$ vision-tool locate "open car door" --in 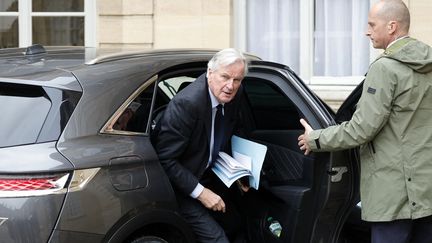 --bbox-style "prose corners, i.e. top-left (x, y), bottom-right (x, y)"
top-left (235, 60), bottom-right (360, 242)
top-left (152, 59), bottom-right (362, 243)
